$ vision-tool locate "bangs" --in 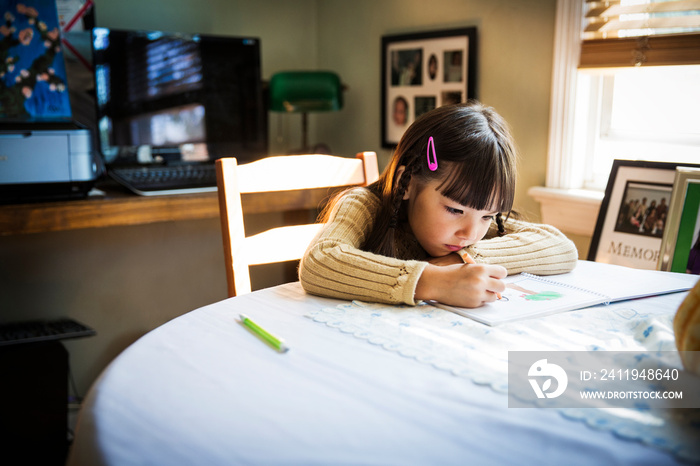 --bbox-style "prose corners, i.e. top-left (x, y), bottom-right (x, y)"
top-left (436, 154), bottom-right (515, 213)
